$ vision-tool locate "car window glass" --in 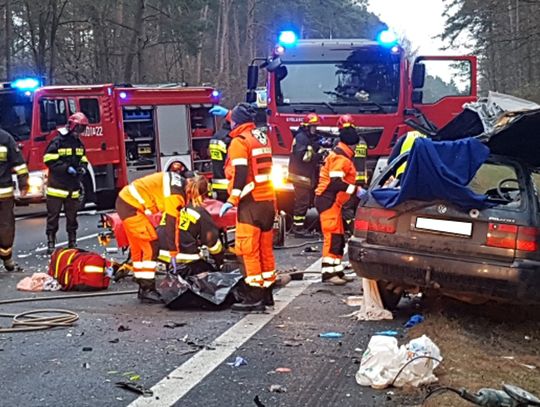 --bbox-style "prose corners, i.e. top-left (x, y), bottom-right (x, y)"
top-left (79, 98), bottom-right (100, 124)
top-left (468, 163), bottom-right (517, 194)
top-left (530, 171), bottom-right (540, 200)
top-left (39, 98), bottom-right (67, 132)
